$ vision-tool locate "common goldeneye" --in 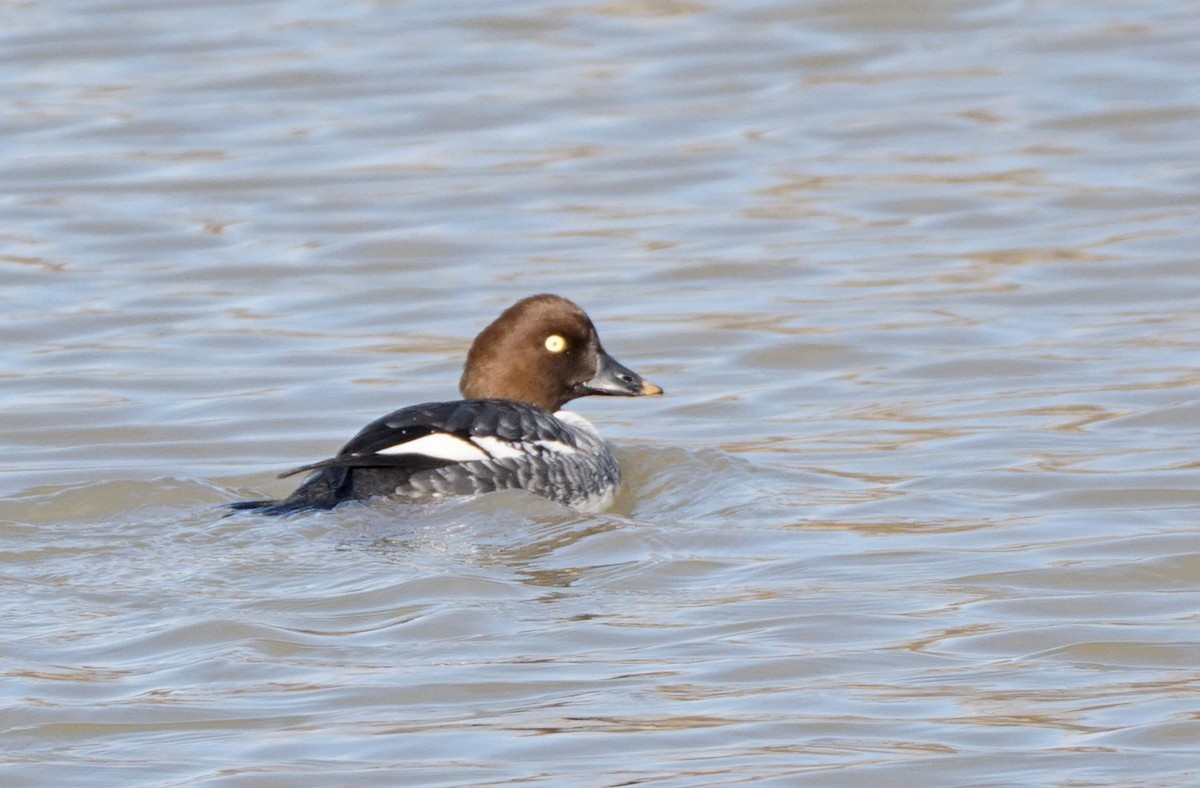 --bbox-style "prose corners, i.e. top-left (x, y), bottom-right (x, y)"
top-left (232, 294), bottom-right (662, 514)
